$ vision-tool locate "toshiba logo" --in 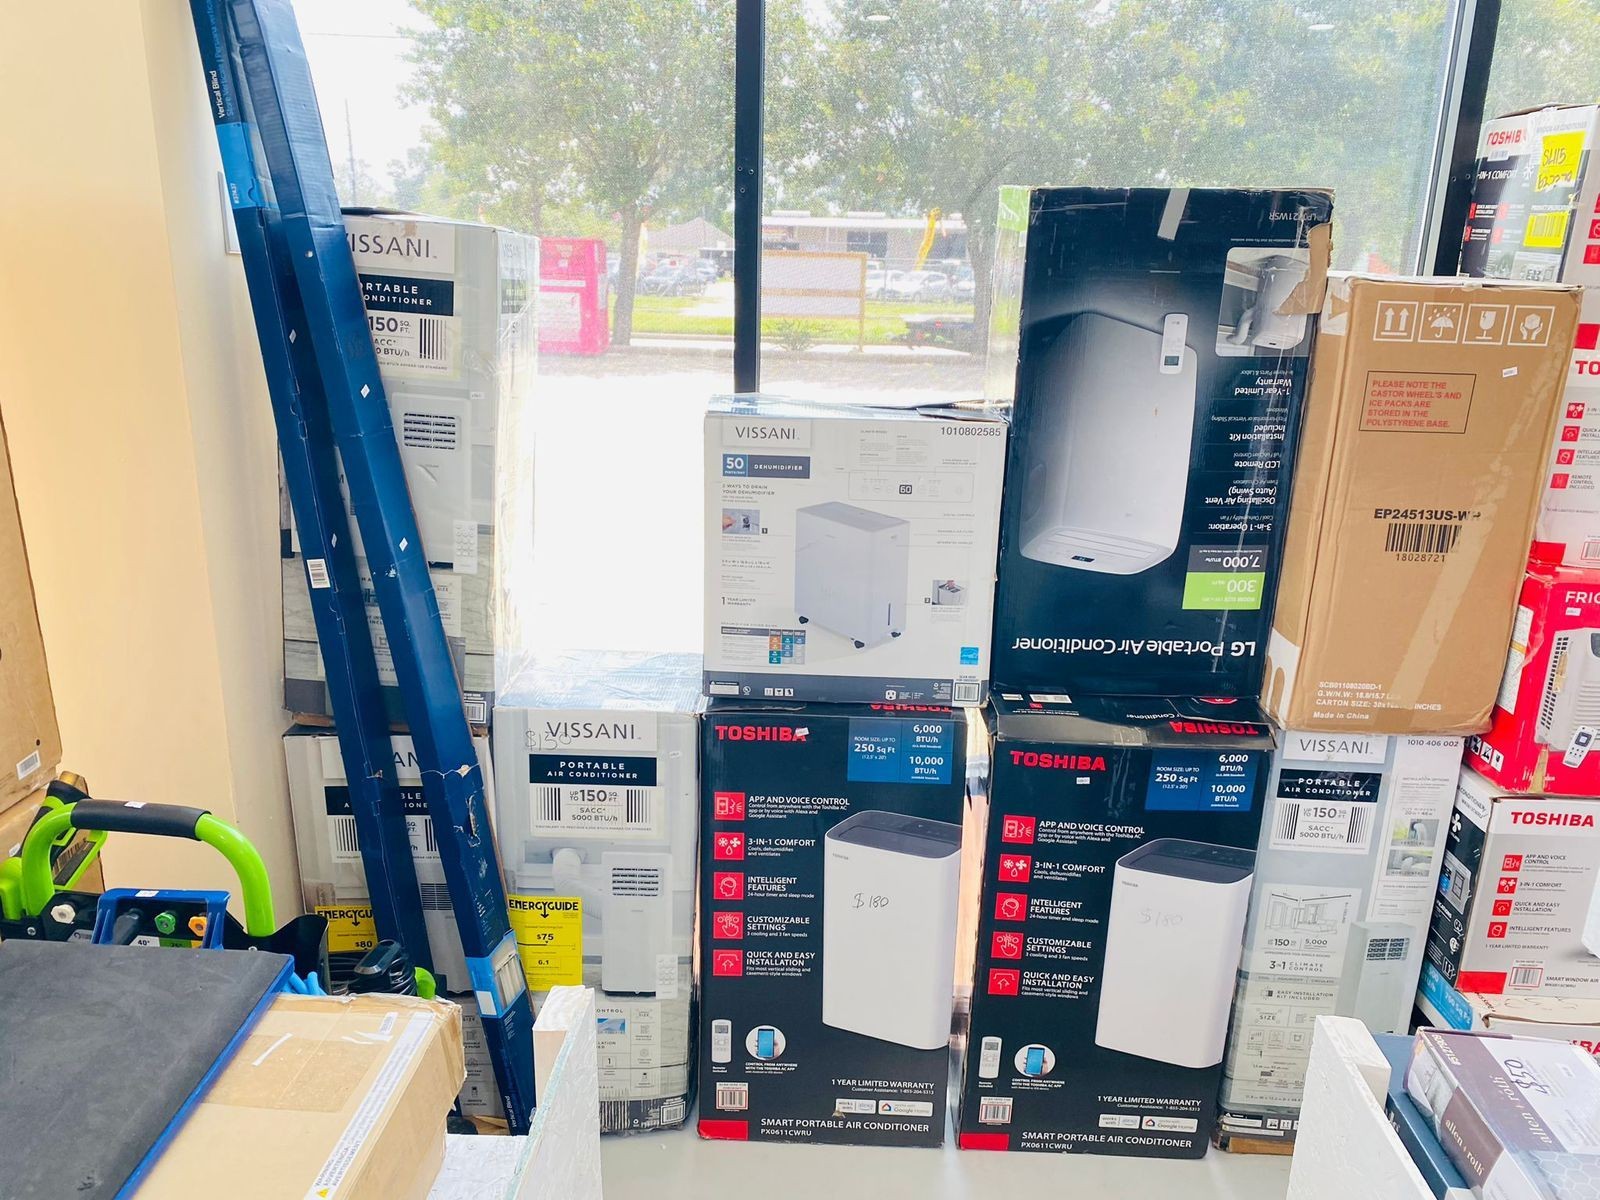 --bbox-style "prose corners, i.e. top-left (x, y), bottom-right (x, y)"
top-left (1510, 811), bottom-right (1595, 827)
top-left (1167, 721), bottom-right (1262, 736)
top-left (1486, 128), bottom-right (1525, 147)
top-left (1010, 750), bottom-right (1106, 770)
top-left (714, 724), bottom-right (809, 742)
top-left (868, 703), bottom-right (952, 713)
